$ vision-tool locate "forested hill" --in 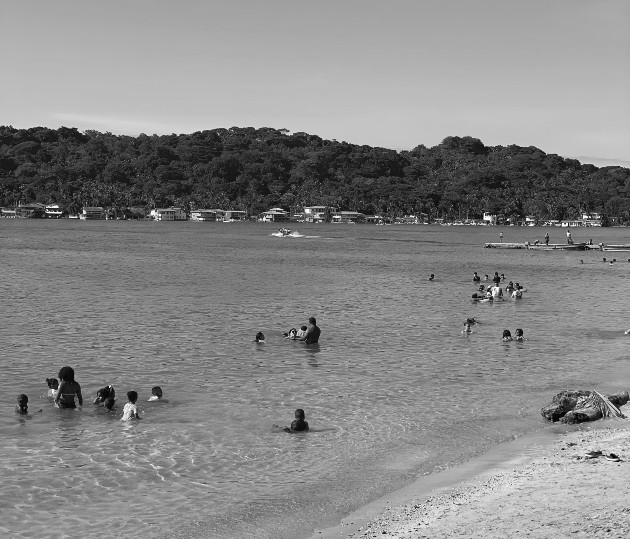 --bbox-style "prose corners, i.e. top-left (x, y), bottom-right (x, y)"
top-left (1, 125), bottom-right (629, 223)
